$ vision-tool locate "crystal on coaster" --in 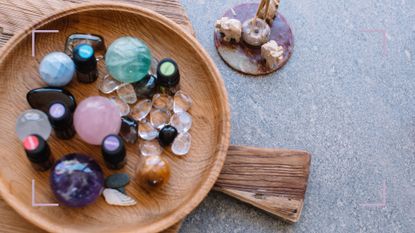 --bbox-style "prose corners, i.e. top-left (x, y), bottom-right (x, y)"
top-left (138, 120), bottom-right (159, 140)
top-left (139, 140), bottom-right (163, 157)
top-left (97, 74), bottom-right (123, 94)
top-left (150, 109), bottom-right (171, 129)
top-left (117, 83), bottom-right (137, 104)
top-left (110, 97), bottom-right (130, 116)
top-left (172, 132), bottom-right (191, 156)
top-left (152, 93), bottom-right (173, 110)
top-left (131, 99), bottom-right (152, 121)
top-left (173, 90), bottom-right (192, 113)
top-left (170, 112), bottom-right (192, 133)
